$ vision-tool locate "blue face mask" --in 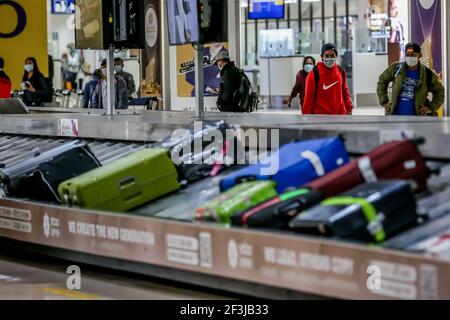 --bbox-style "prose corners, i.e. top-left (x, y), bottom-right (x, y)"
top-left (304, 64), bottom-right (314, 73)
